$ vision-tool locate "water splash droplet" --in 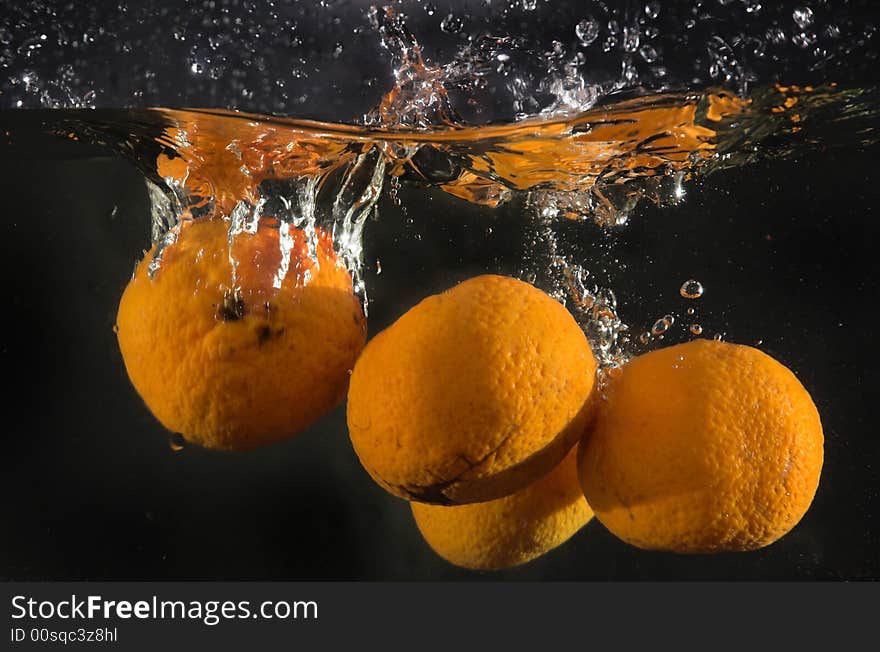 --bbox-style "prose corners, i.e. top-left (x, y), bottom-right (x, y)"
top-left (766, 27), bottom-right (787, 44)
top-left (792, 31), bottom-right (817, 49)
top-left (689, 324), bottom-right (703, 335)
top-left (623, 25), bottom-right (640, 53)
top-left (575, 17), bottom-right (599, 46)
top-left (639, 44), bottom-right (658, 63)
top-left (651, 316), bottom-right (672, 336)
top-left (680, 279), bottom-right (704, 299)
top-left (168, 433), bottom-right (185, 452)
top-left (440, 14), bottom-right (463, 34)
top-left (793, 7), bottom-right (814, 30)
